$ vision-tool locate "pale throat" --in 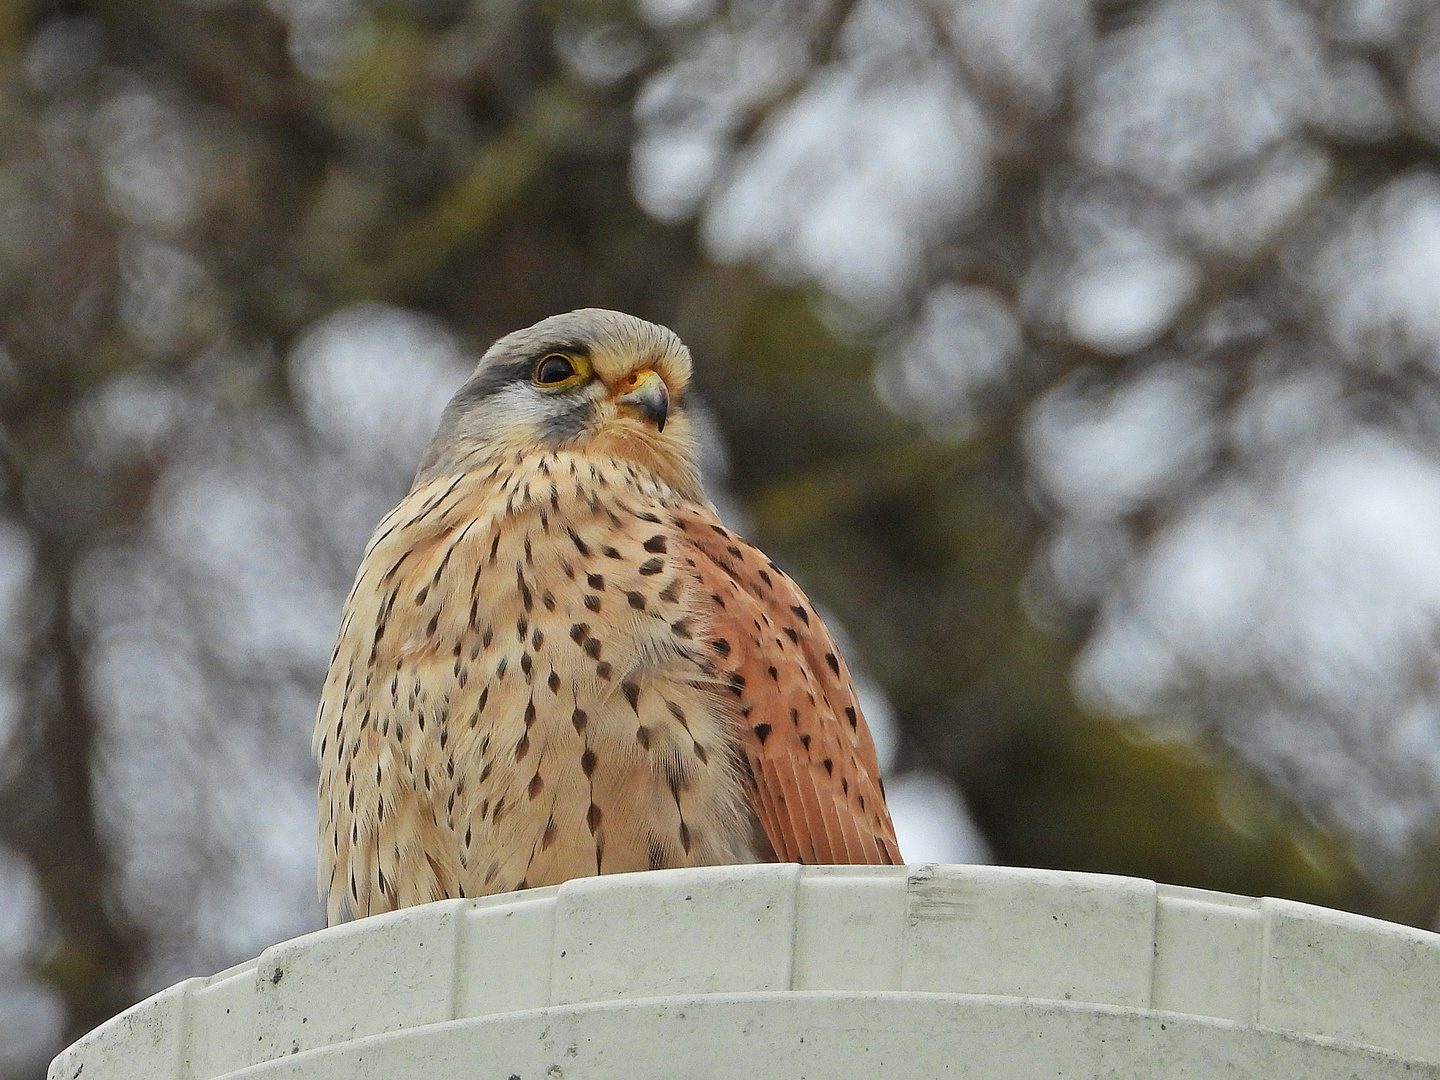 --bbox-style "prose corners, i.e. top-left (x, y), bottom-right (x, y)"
top-left (416, 430), bottom-right (703, 527)
top-left (585, 423), bottom-right (703, 502)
